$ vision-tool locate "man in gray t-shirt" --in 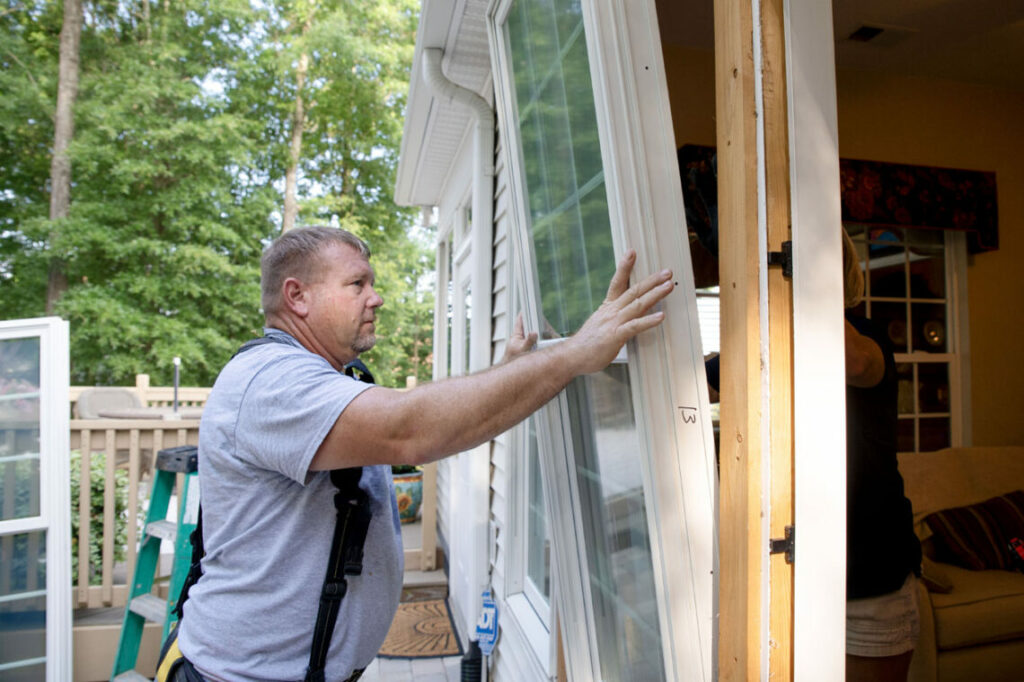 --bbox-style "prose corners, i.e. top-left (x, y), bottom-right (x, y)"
top-left (176, 226), bottom-right (675, 680)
